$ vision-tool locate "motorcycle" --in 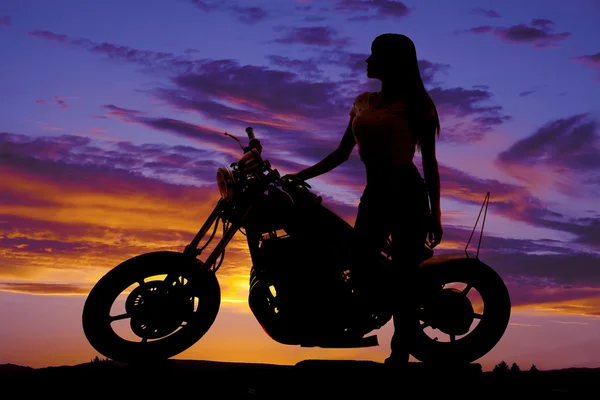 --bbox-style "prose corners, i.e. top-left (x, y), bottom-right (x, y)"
top-left (82, 127), bottom-right (511, 365)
